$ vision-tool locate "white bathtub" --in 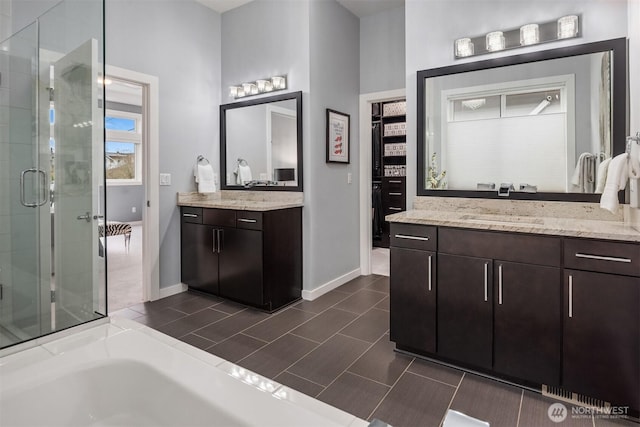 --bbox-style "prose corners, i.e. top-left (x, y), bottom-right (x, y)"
top-left (0, 318), bottom-right (369, 427)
